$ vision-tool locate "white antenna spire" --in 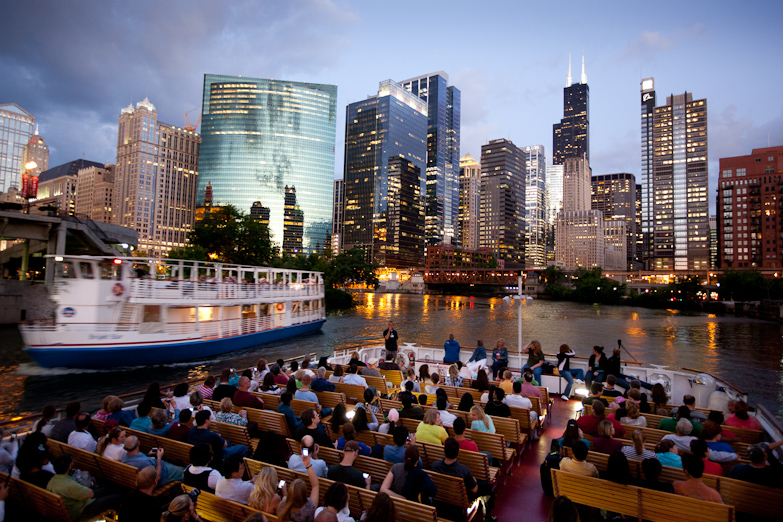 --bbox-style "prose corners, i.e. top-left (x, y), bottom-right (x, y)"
top-left (581, 54), bottom-right (587, 84)
top-left (567, 53), bottom-right (572, 87)
top-left (34, 124), bottom-right (39, 136)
